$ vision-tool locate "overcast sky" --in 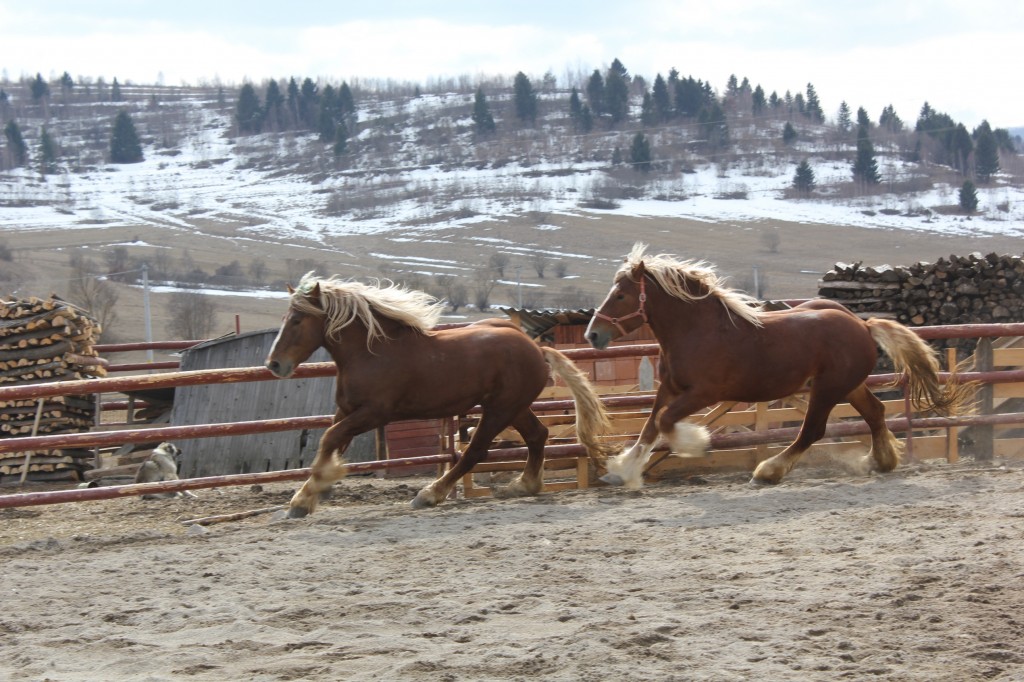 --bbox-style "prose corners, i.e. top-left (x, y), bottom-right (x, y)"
top-left (2, 0), bottom-right (1020, 129)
